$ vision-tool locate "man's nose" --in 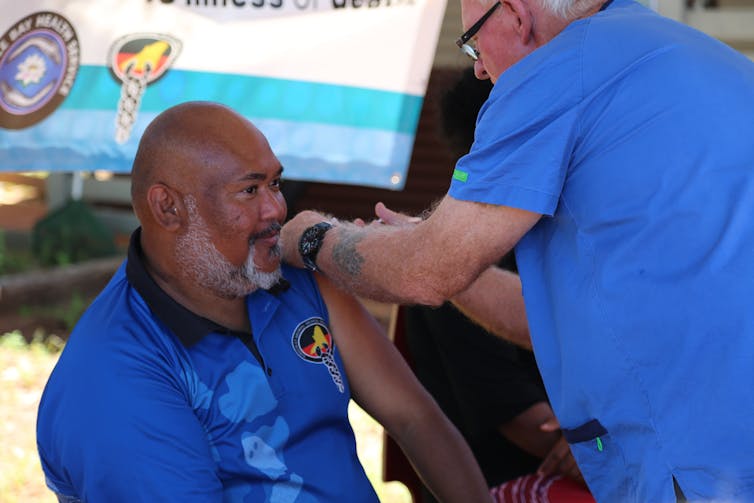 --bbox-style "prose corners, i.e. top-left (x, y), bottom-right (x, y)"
top-left (474, 60), bottom-right (490, 81)
top-left (259, 189), bottom-right (287, 221)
